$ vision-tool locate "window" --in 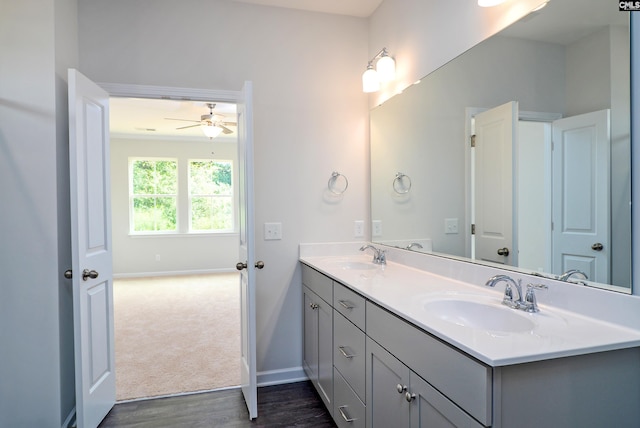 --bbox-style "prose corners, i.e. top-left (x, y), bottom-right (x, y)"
top-left (128, 158), bottom-right (234, 234)
top-left (130, 159), bottom-right (178, 233)
top-left (189, 160), bottom-right (234, 232)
